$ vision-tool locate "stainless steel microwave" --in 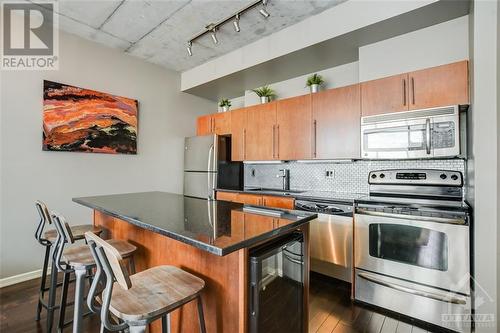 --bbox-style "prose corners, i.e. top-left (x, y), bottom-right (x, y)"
top-left (361, 105), bottom-right (463, 159)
